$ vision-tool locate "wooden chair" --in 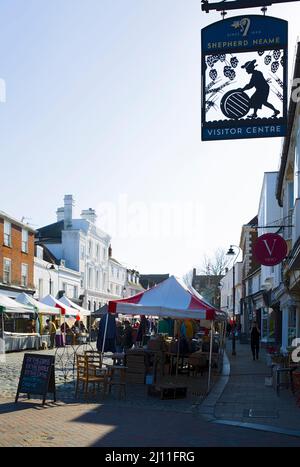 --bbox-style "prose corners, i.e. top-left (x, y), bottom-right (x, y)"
top-left (106, 365), bottom-right (127, 399)
top-left (188, 353), bottom-right (207, 376)
top-left (75, 353), bottom-right (108, 398)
